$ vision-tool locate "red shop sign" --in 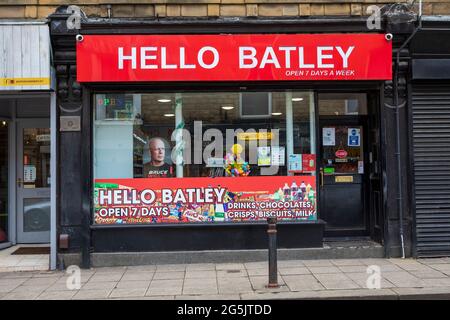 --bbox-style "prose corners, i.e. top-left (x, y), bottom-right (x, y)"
top-left (335, 149), bottom-right (348, 159)
top-left (77, 34), bottom-right (392, 82)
